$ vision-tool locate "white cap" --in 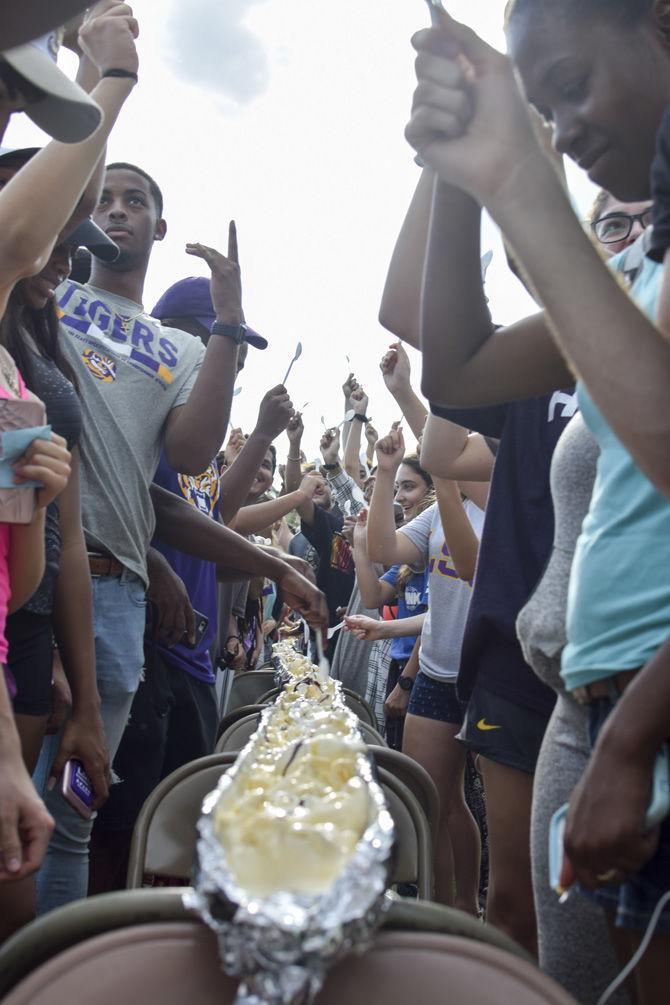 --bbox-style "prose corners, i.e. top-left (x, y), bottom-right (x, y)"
top-left (2, 32), bottom-right (102, 143)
